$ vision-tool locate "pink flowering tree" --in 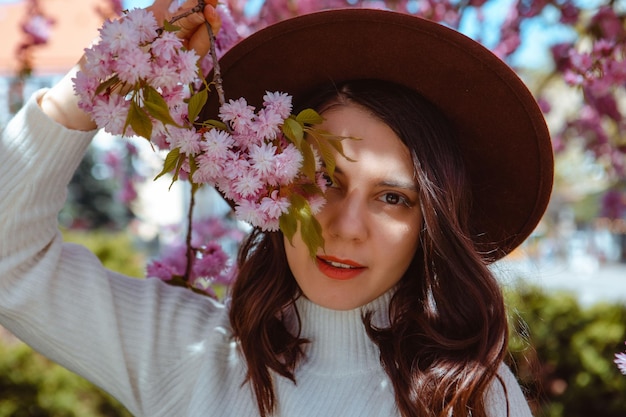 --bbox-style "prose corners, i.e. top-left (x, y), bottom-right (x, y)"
top-left (15, 0), bottom-right (55, 79)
